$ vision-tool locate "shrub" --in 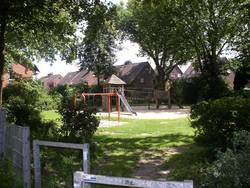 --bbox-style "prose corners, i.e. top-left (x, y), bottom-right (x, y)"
top-left (171, 77), bottom-right (231, 105)
top-left (3, 79), bottom-right (59, 139)
top-left (0, 157), bottom-right (22, 188)
top-left (191, 97), bottom-right (250, 150)
top-left (57, 86), bottom-right (99, 143)
top-left (203, 131), bottom-right (250, 187)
